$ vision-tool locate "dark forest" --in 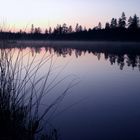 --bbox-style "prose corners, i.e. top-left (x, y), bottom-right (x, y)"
top-left (0, 12), bottom-right (140, 41)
